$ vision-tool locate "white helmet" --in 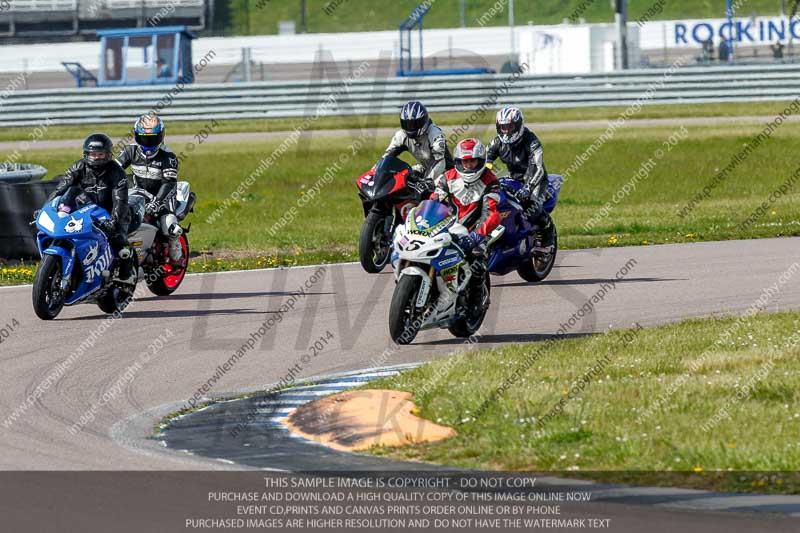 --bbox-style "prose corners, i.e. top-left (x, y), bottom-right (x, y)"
top-left (496, 107), bottom-right (524, 145)
top-left (454, 138), bottom-right (487, 184)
